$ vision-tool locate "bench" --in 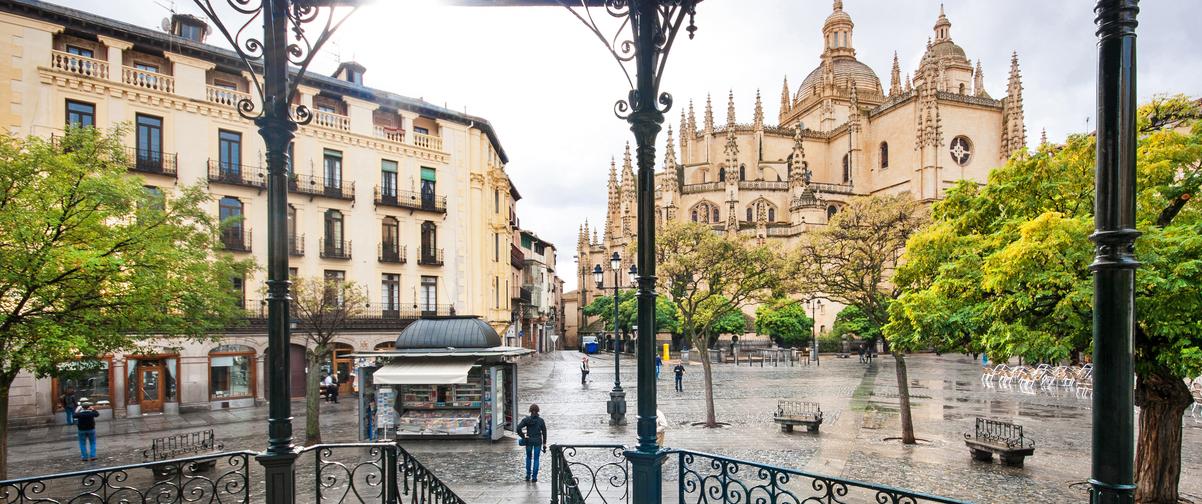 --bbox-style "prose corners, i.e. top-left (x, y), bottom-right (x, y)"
top-left (964, 418), bottom-right (1035, 467)
top-left (774, 400), bottom-right (823, 433)
top-left (142, 429), bottom-right (224, 478)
